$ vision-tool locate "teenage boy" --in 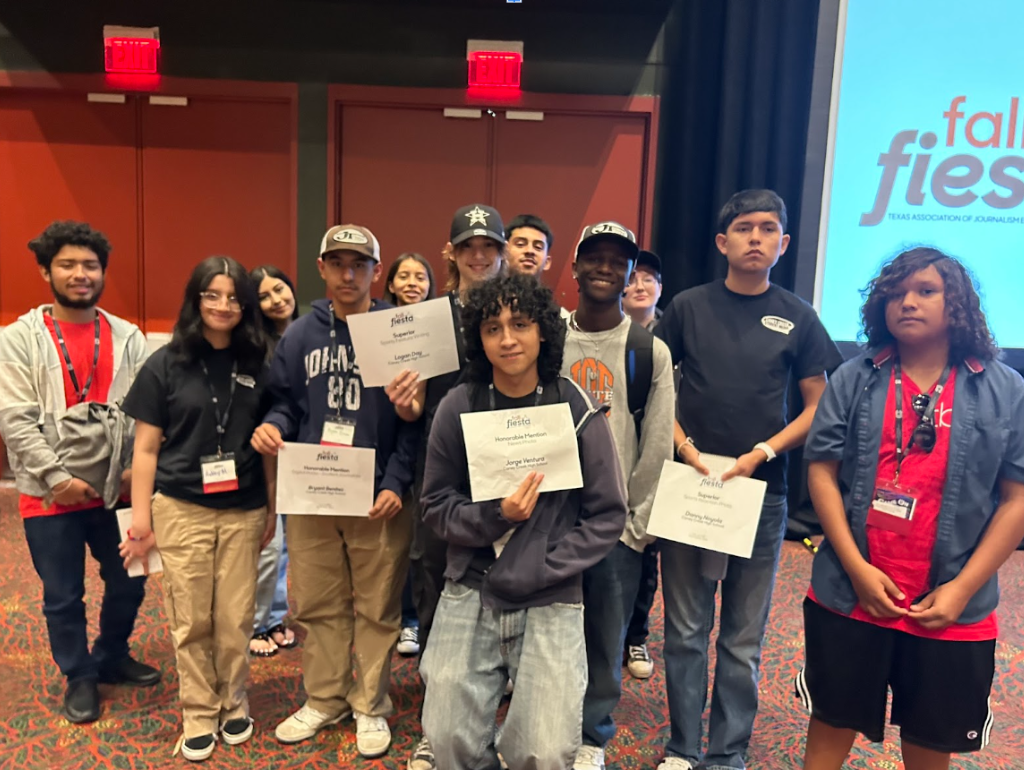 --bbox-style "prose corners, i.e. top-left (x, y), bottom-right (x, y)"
top-left (419, 272), bottom-right (628, 770)
top-left (0, 221), bottom-right (160, 724)
top-left (623, 249), bottom-right (664, 331)
top-left (505, 214), bottom-right (554, 276)
top-left (621, 247), bottom-right (665, 681)
top-left (654, 190), bottom-right (843, 770)
top-left (563, 222), bottom-right (675, 769)
top-left (798, 248), bottom-right (1024, 770)
top-left (251, 225), bottom-right (419, 759)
